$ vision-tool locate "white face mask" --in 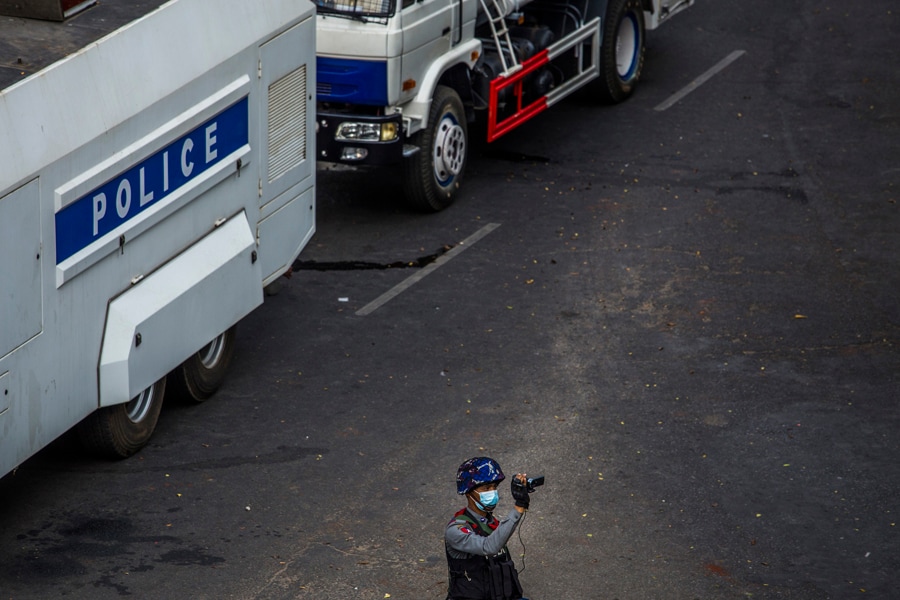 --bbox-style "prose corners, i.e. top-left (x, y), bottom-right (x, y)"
top-left (474, 489), bottom-right (499, 511)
